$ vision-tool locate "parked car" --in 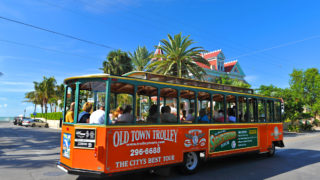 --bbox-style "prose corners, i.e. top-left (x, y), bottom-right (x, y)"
top-left (18, 117), bottom-right (28, 126)
top-left (21, 118), bottom-right (33, 127)
top-left (22, 119), bottom-right (49, 128)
